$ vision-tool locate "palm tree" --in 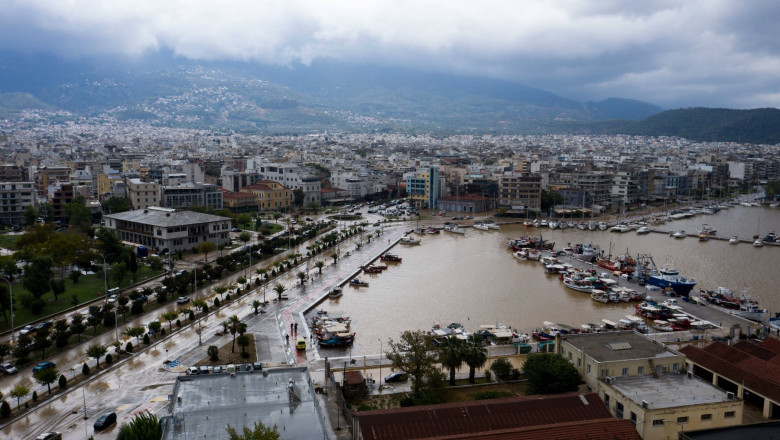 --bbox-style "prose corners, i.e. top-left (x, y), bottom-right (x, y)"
top-left (228, 315), bottom-right (241, 352)
top-left (463, 333), bottom-right (488, 384)
top-left (330, 253), bottom-right (338, 264)
top-left (438, 335), bottom-right (465, 386)
top-left (273, 283), bottom-right (286, 301)
top-left (315, 260), bottom-right (325, 274)
top-left (161, 311), bottom-right (178, 331)
top-left (297, 271), bottom-right (306, 286)
top-left (252, 300), bottom-right (262, 314)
